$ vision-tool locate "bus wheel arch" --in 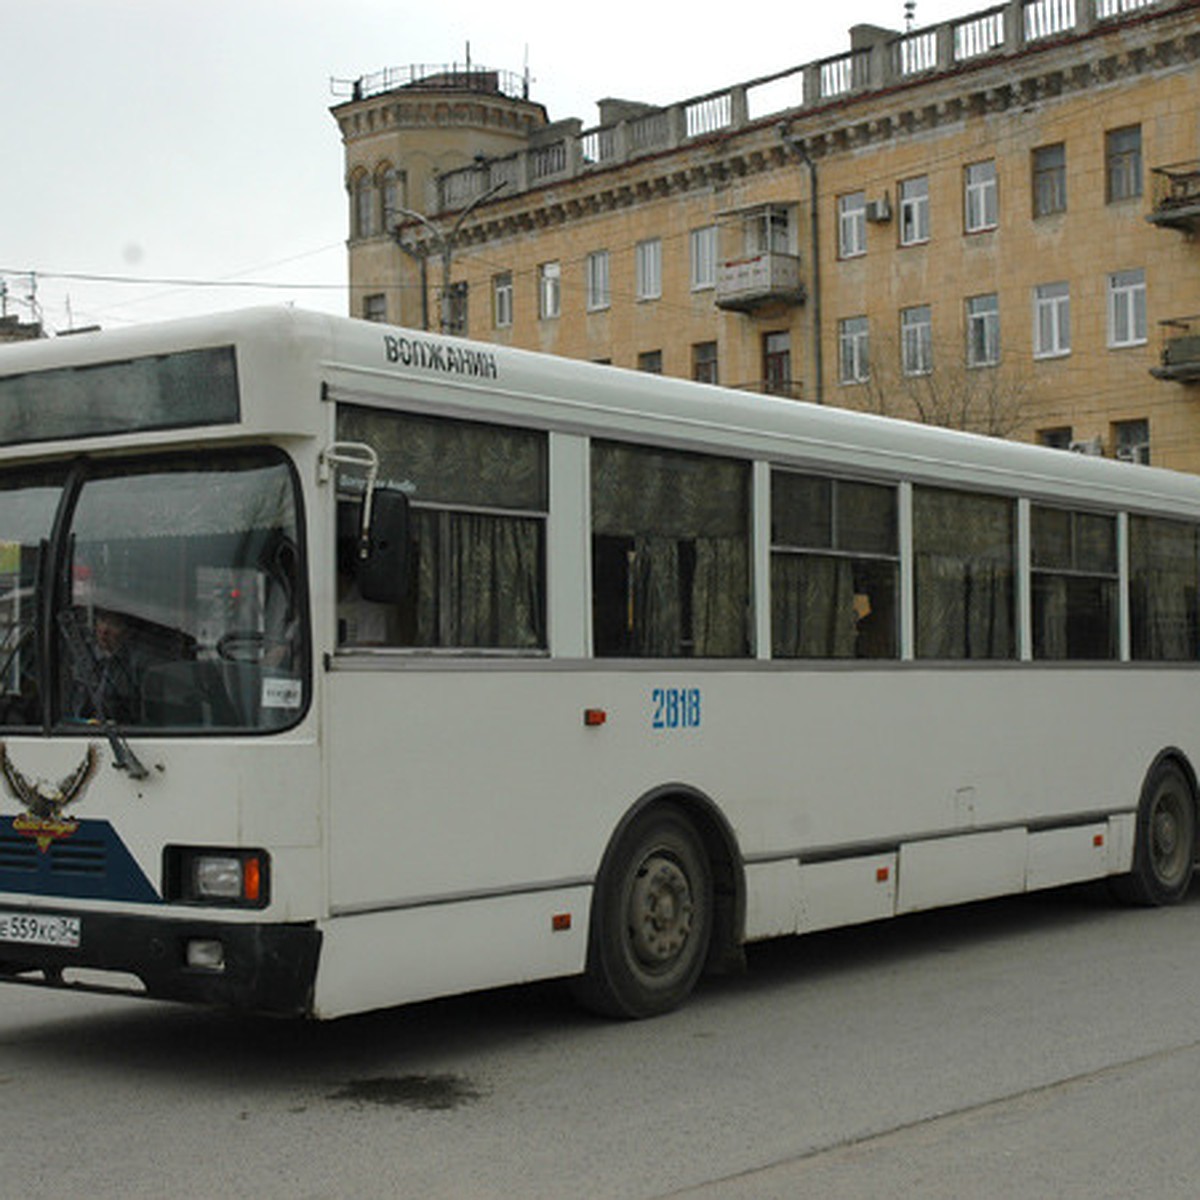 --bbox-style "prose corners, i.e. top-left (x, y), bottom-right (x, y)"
top-left (1114, 749), bottom-right (1198, 907)
top-left (574, 786), bottom-right (745, 1019)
